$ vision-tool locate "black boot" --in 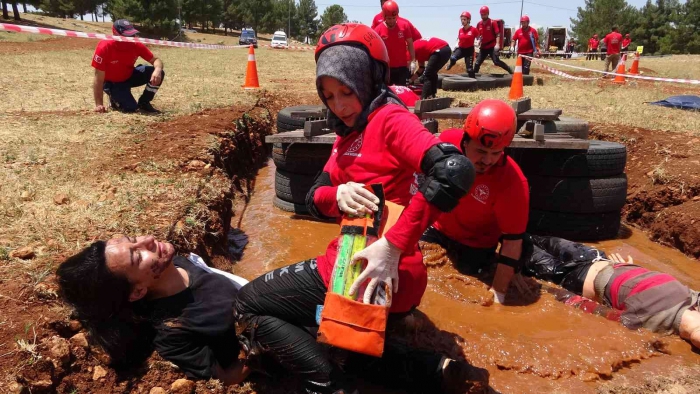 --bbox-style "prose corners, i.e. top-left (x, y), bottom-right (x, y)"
top-left (138, 101), bottom-right (161, 114)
